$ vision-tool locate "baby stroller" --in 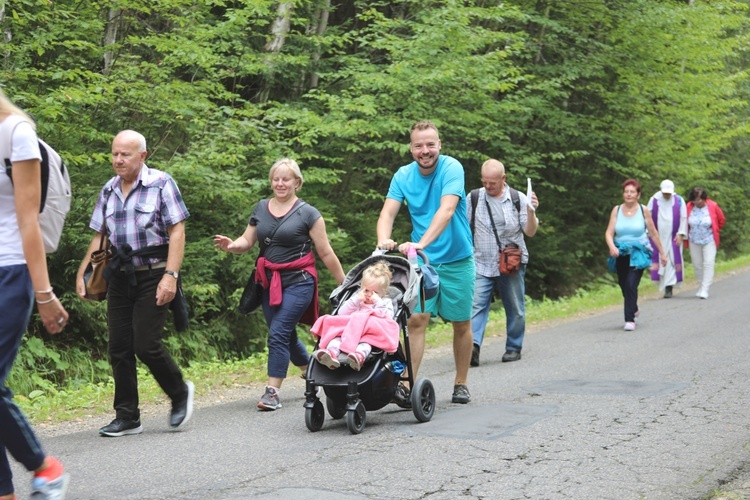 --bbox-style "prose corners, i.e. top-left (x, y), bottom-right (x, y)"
top-left (303, 250), bottom-right (436, 434)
